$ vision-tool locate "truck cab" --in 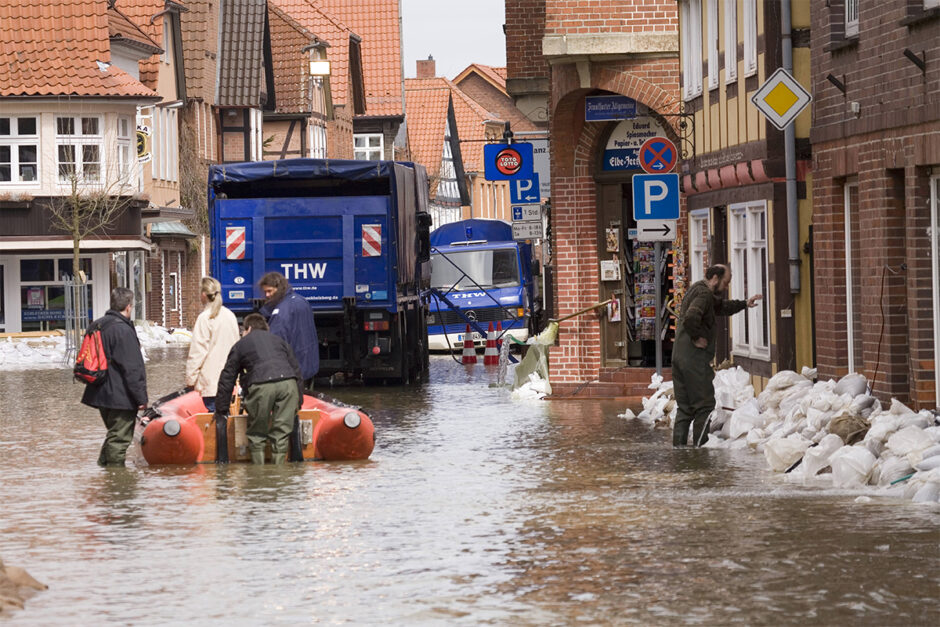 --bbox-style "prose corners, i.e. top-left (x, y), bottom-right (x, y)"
top-left (426, 219), bottom-right (538, 350)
